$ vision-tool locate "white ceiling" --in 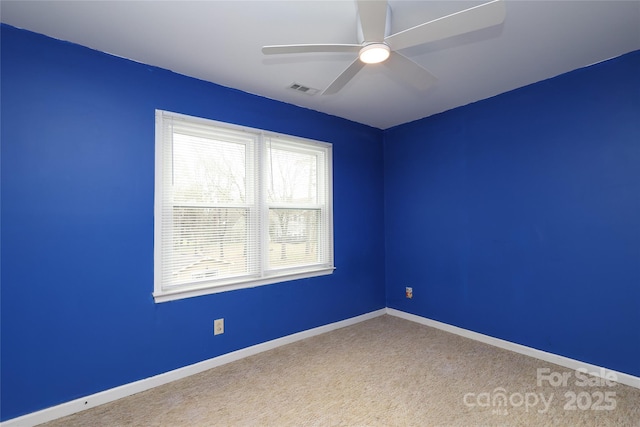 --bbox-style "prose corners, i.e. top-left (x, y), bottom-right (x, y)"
top-left (2, 1), bottom-right (639, 129)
